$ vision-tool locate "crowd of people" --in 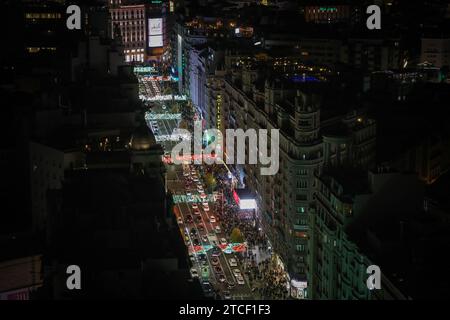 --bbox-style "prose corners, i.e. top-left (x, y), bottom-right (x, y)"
top-left (202, 166), bottom-right (291, 300)
top-left (251, 260), bottom-right (290, 300)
